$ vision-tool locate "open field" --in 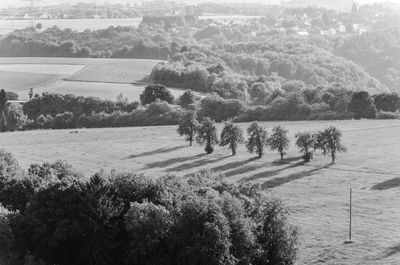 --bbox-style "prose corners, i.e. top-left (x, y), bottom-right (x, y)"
top-left (0, 57), bottom-right (179, 100)
top-left (1, 119), bottom-right (400, 264)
